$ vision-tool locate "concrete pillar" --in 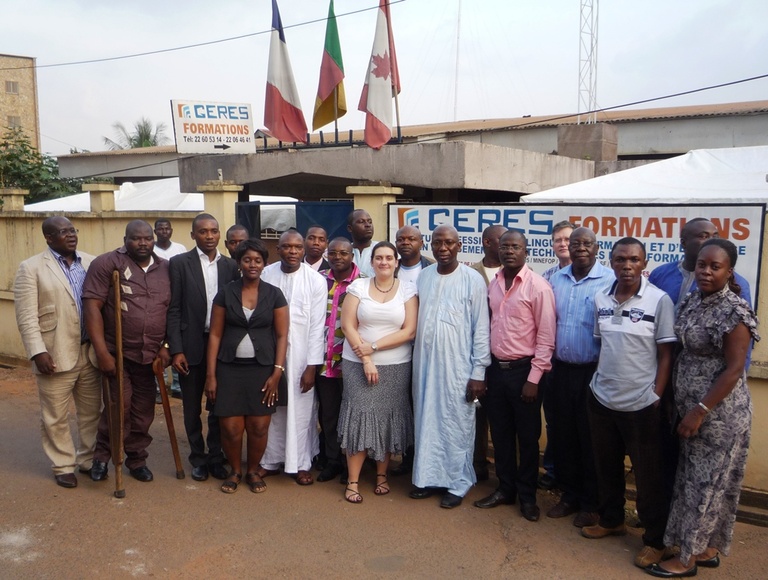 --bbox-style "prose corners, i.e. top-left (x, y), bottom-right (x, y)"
top-left (84, 182), bottom-right (118, 213)
top-left (346, 182), bottom-right (404, 242)
top-left (557, 123), bottom-right (618, 164)
top-left (0, 187), bottom-right (28, 212)
top-left (198, 180), bottom-right (243, 253)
